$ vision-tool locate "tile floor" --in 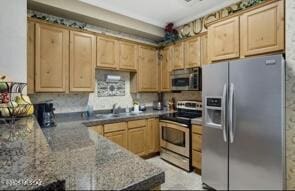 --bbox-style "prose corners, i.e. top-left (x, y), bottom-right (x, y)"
top-left (146, 156), bottom-right (203, 190)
